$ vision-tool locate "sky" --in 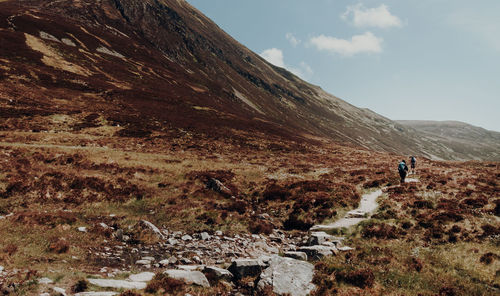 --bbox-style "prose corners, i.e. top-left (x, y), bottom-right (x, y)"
top-left (186, 0), bottom-right (500, 132)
